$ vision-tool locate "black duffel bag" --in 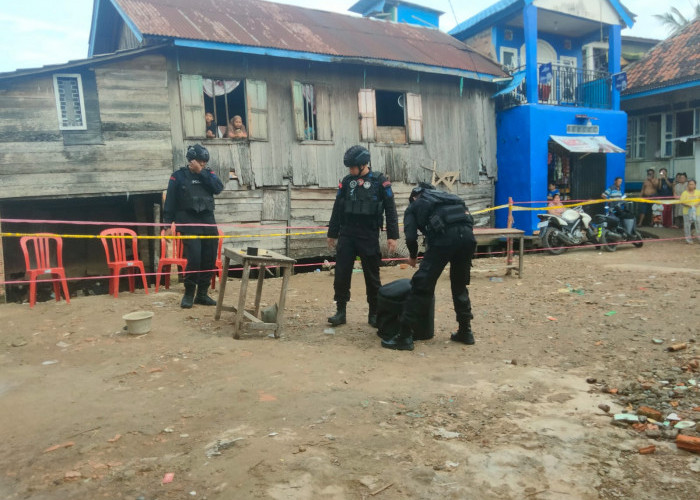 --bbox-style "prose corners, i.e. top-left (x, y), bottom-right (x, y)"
top-left (376, 279), bottom-right (434, 341)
